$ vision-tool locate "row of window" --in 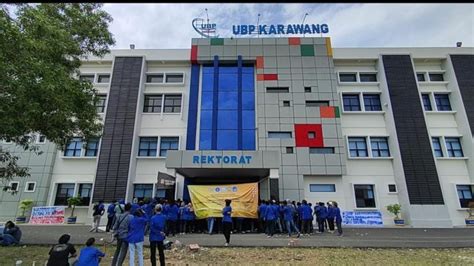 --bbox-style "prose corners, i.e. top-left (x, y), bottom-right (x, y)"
top-left (146, 73), bottom-right (184, 84)
top-left (348, 137), bottom-right (390, 158)
top-left (416, 72), bottom-right (444, 82)
top-left (64, 138), bottom-right (100, 157)
top-left (1, 133), bottom-right (46, 144)
top-left (7, 181), bottom-right (36, 193)
top-left (54, 183), bottom-right (92, 206)
top-left (94, 94), bottom-right (183, 114)
top-left (79, 74), bottom-right (110, 84)
top-left (343, 93), bottom-right (382, 112)
top-left (422, 93), bottom-right (452, 111)
top-left (432, 137), bottom-right (464, 158)
top-left (337, 71), bottom-right (445, 84)
top-left (138, 137), bottom-right (179, 157)
top-left (285, 147), bottom-right (335, 154)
